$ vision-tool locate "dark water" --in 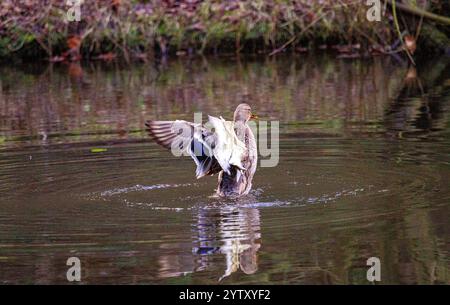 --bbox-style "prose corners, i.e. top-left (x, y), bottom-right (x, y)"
top-left (0, 54), bottom-right (449, 284)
